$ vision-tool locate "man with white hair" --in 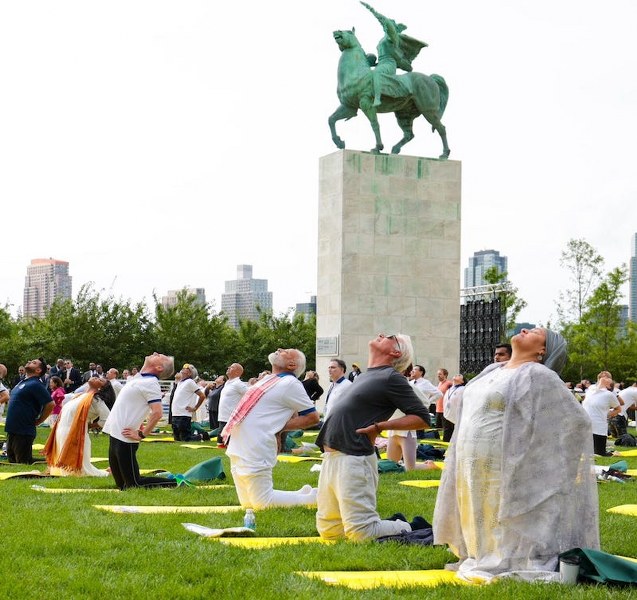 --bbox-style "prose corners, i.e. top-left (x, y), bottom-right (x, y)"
top-left (224, 348), bottom-right (319, 508)
top-left (316, 333), bottom-right (431, 541)
top-left (171, 363), bottom-right (206, 441)
top-left (102, 353), bottom-right (178, 489)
